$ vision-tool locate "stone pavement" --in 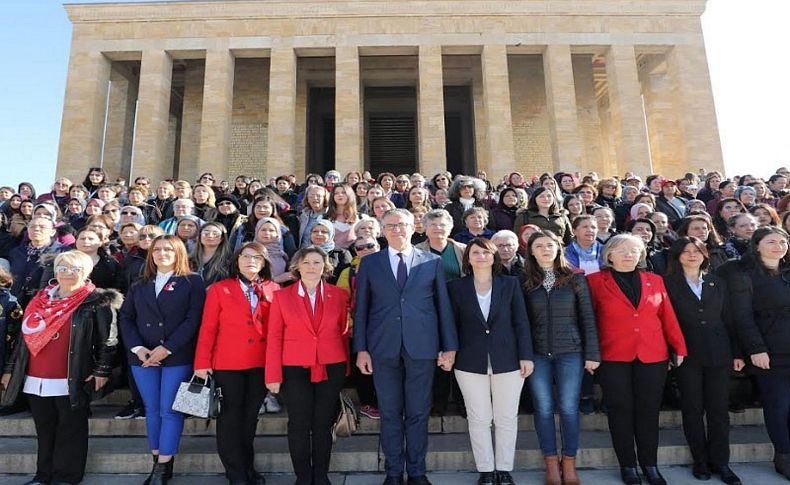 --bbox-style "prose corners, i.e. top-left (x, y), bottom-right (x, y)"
top-left (1, 464), bottom-right (787, 485)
